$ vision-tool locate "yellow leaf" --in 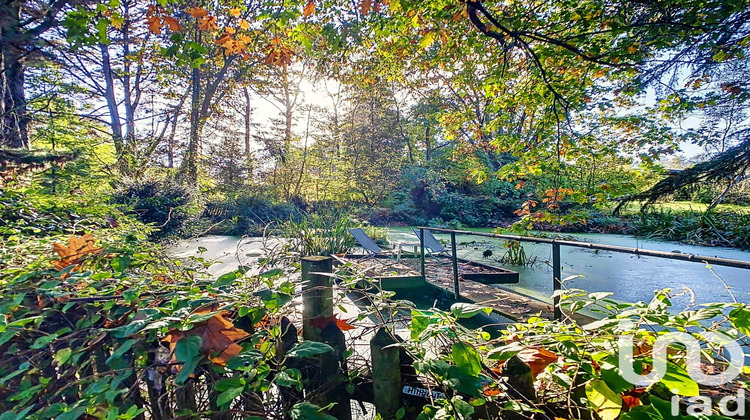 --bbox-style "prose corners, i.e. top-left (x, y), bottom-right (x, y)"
top-left (229, 7), bottom-right (241, 17)
top-left (225, 26), bottom-right (236, 35)
top-left (419, 31), bottom-right (435, 49)
top-left (627, 45), bottom-right (637, 54)
top-left (238, 19), bottom-right (250, 30)
top-left (111, 16), bottom-right (124, 29)
top-left (303, 1), bottom-right (315, 17)
top-left (186, 7), bottom-right (209, 18)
